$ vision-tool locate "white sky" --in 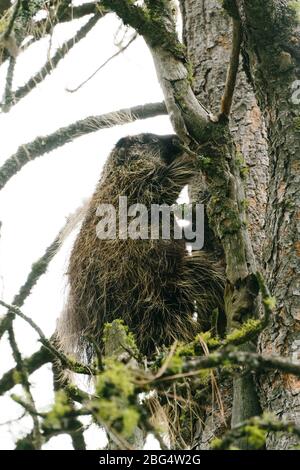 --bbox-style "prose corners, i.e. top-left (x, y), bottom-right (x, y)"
top-left (0, 7), bottom-right (174, 450)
